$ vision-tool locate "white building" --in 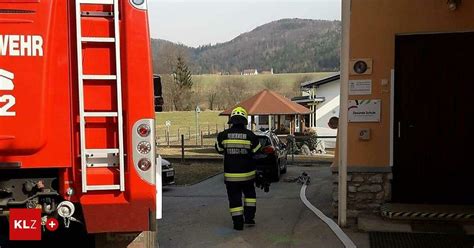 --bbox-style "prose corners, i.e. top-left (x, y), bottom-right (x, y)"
top-left (241, 69), bottom-right (258, 75)
top-left (260, 68), bottom-right (274, 75)
top-left (292, 73), bottom-right (340, 147)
